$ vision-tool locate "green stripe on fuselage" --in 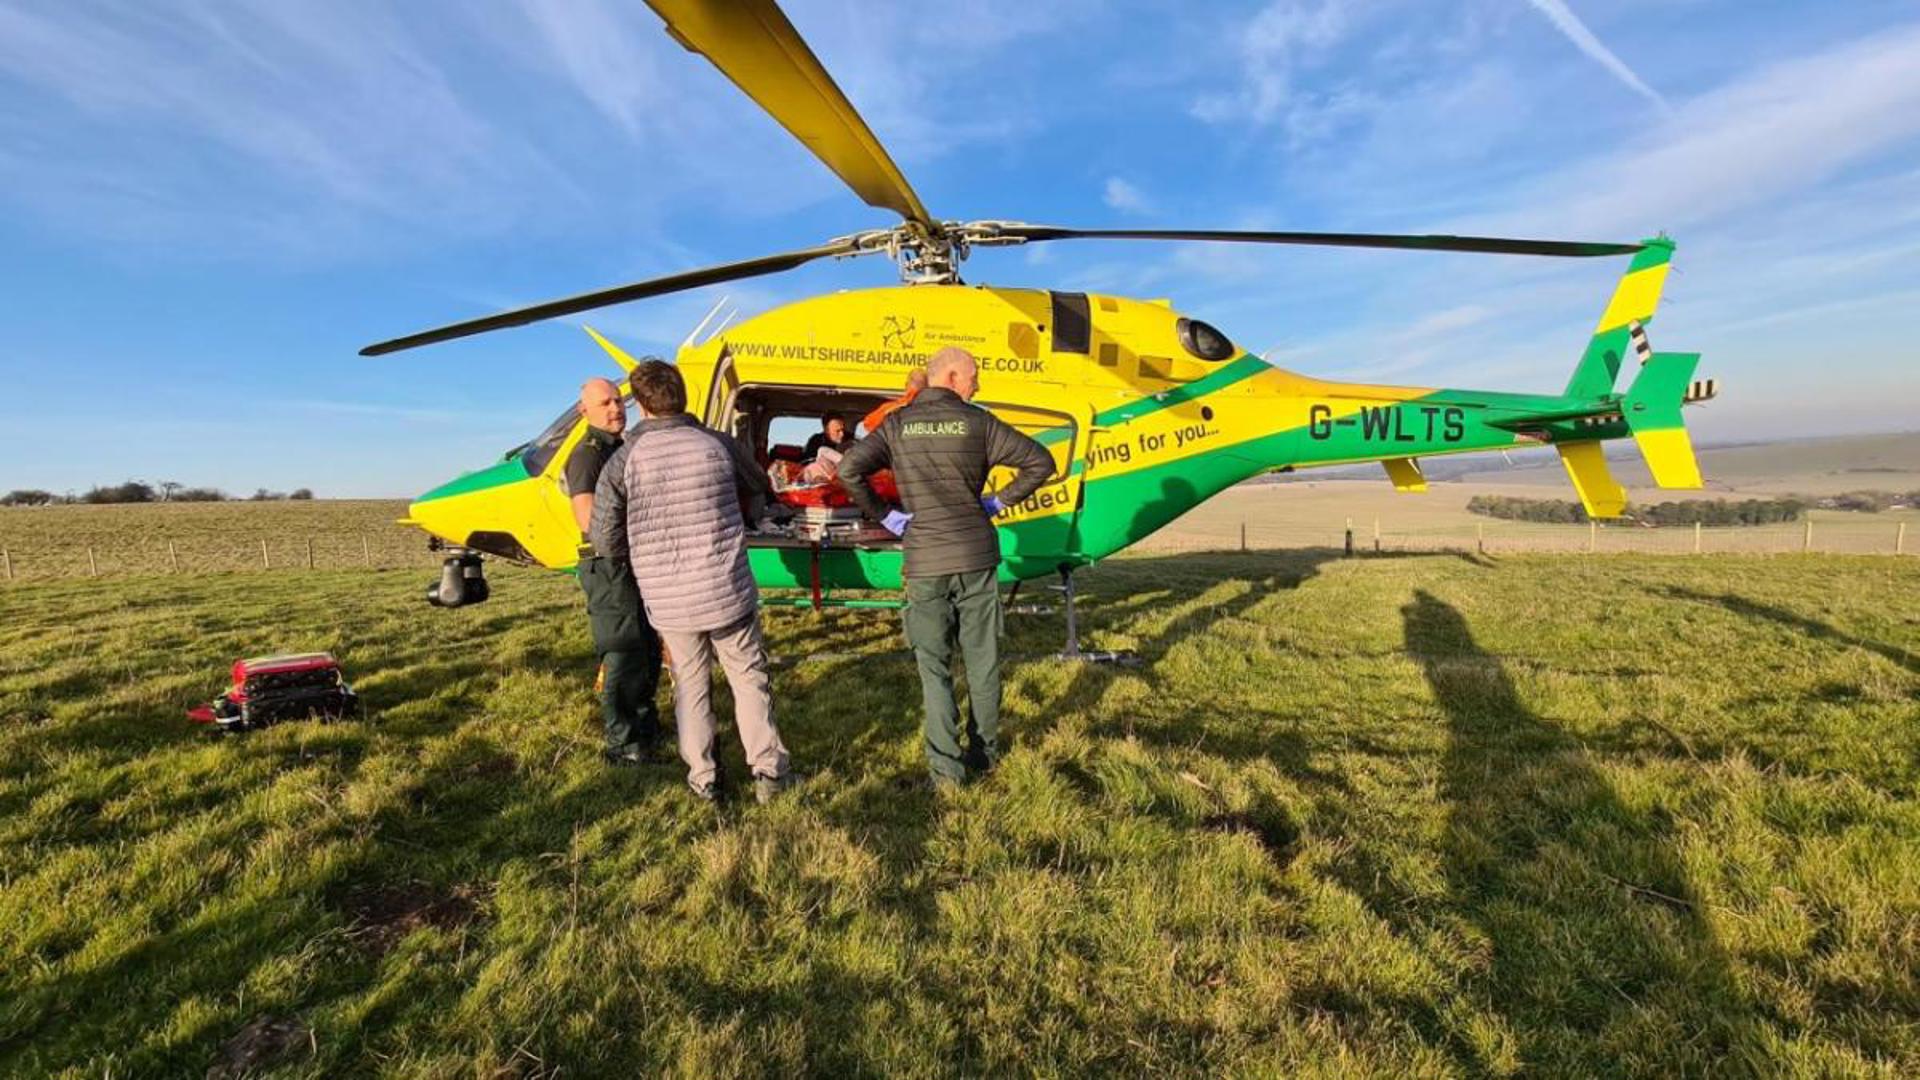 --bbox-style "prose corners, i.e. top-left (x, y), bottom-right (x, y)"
top-left (751, 369), bottom-right (1631, 592)
top-left (417, 458), bottom-right (533, 502)
top-left (1035, 354), bottom-right (1274, 448)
